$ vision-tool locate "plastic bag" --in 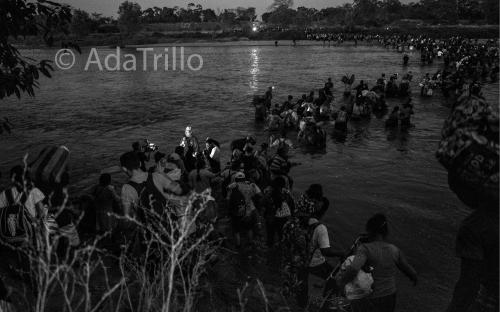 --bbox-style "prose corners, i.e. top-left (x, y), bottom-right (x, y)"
top-left (338, 256), bottom-right (373, 300)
